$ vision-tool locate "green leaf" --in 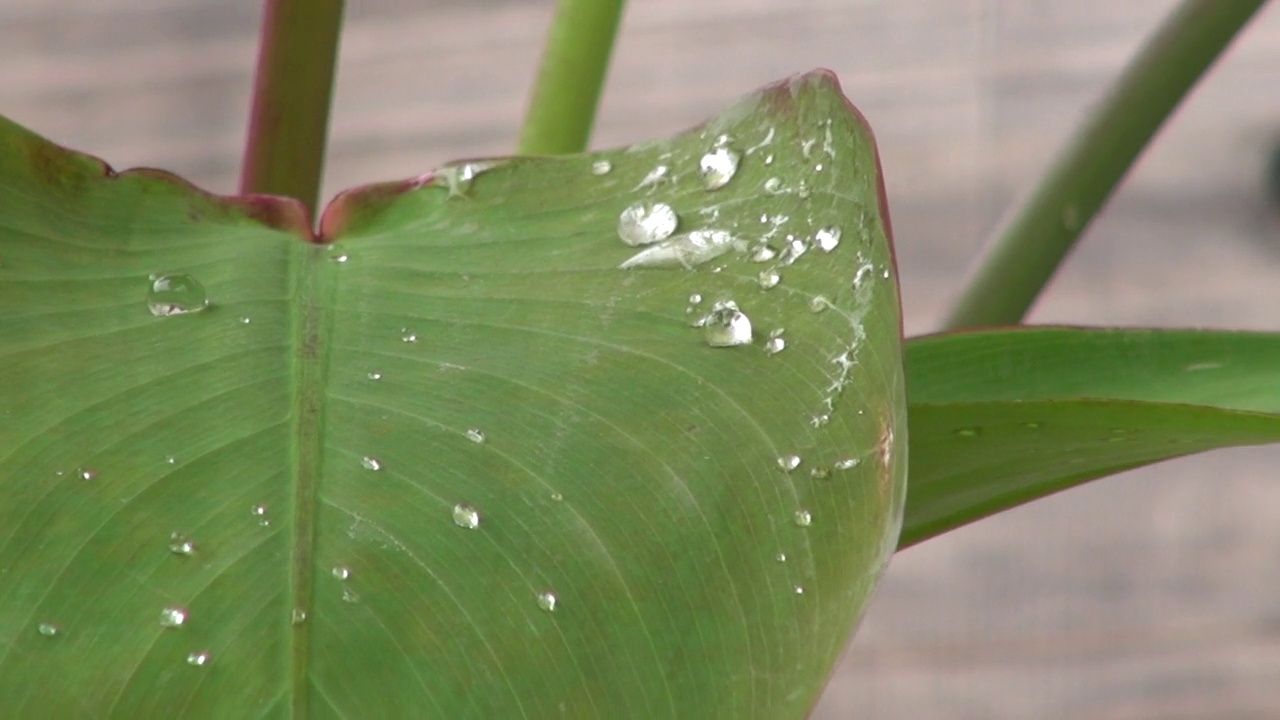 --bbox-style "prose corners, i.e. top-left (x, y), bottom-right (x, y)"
top-left (901, 327), bottom-right (1280, 548)
top-left (0, 71), bottom-right (904, 717)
